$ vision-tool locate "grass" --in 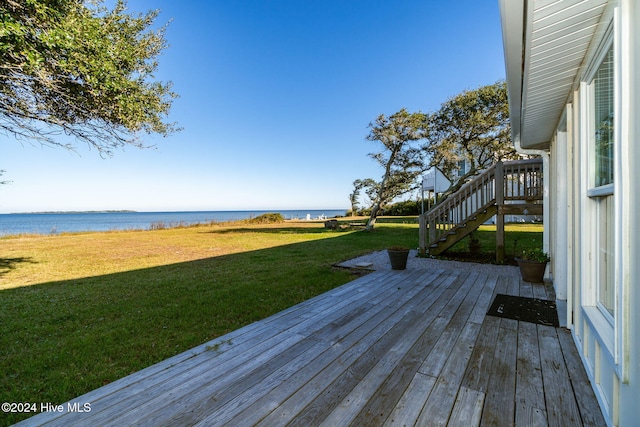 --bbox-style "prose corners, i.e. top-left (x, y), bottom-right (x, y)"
top-left (0, 217), bottom-right (416, 425)
top-left (0, 218), bottom-right (541, 425)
